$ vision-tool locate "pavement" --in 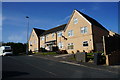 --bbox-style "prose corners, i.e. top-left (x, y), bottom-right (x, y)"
top-left (54, 54), bottom-right (72, 58)
top-left (2, 56), bottom-right (120, 79)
